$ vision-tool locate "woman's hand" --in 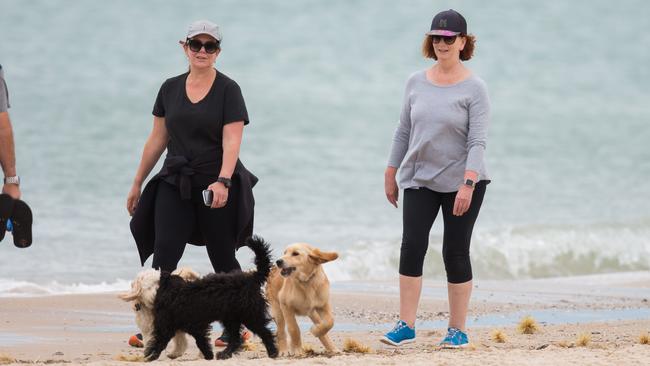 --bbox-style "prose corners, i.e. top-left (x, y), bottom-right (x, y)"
top-left (453, 184), bottom-right (474, 216)
top-left (385, 167), bottom-right (399, 208)
top-left (126, 184), bottom-right (142, 216)
top-left (207, 181), bottom-right (229, 209)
